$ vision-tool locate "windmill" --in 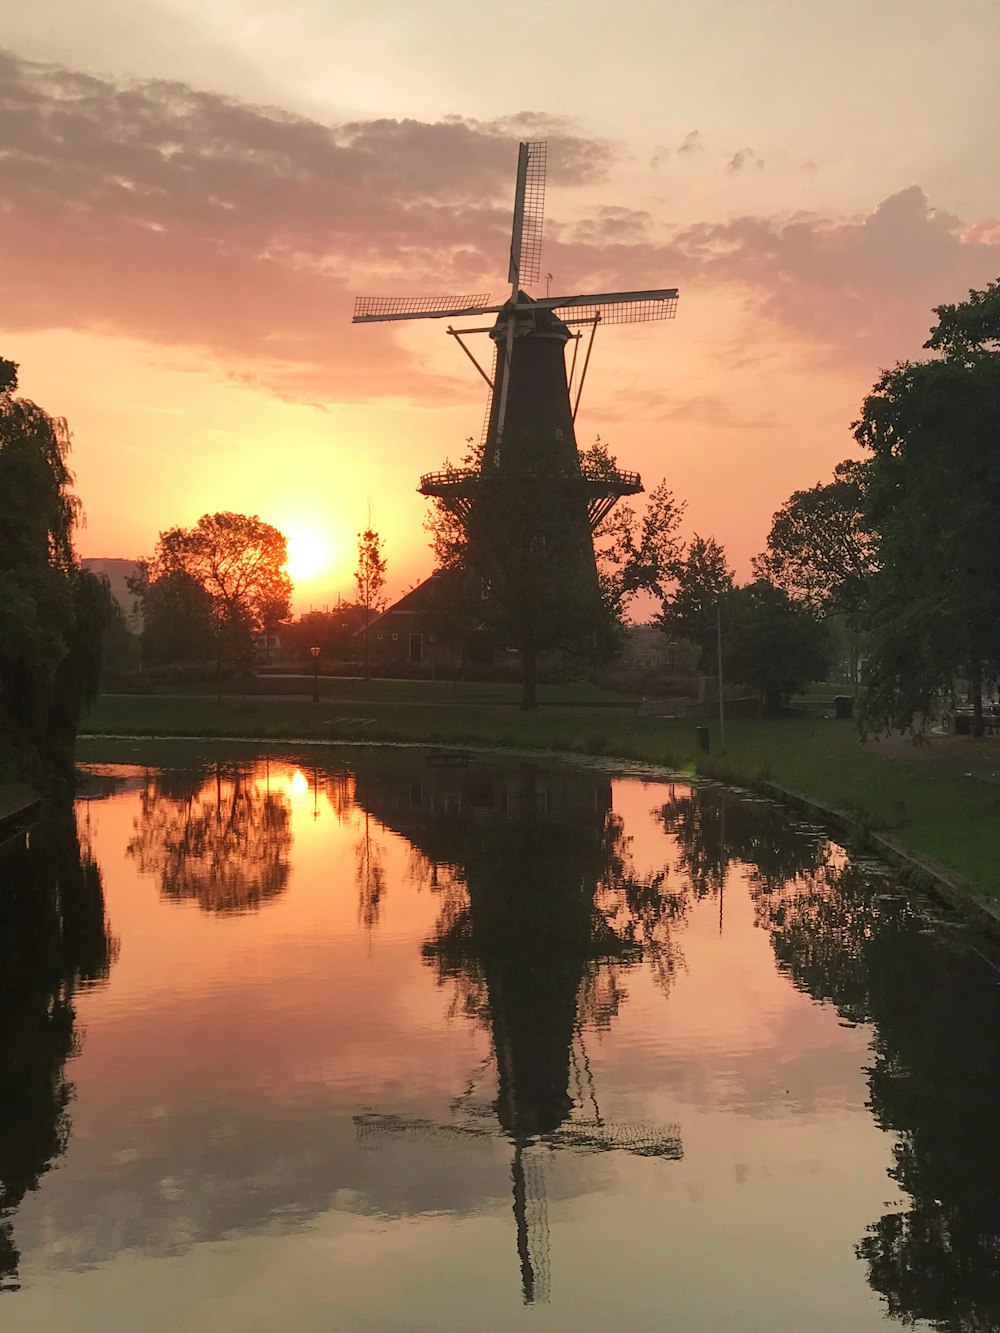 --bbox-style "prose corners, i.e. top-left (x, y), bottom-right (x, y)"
top-left (353, 140), bottom-right (679, 531)
top-left (354, 141), bottom-right (679, 701)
